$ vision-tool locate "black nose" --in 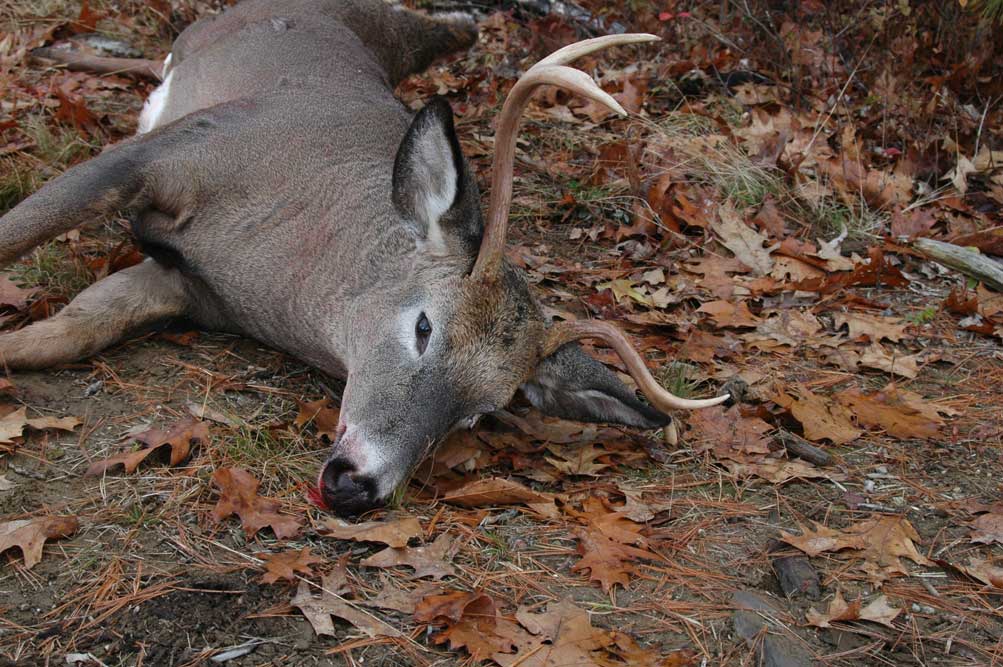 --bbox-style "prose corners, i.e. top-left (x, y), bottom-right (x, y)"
top-left (318, 458), bottom-right (381, 517)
